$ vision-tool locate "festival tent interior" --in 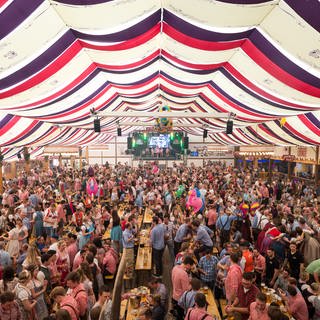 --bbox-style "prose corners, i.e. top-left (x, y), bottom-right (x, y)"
top-left (0, 0), bottom-right (319, 161)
